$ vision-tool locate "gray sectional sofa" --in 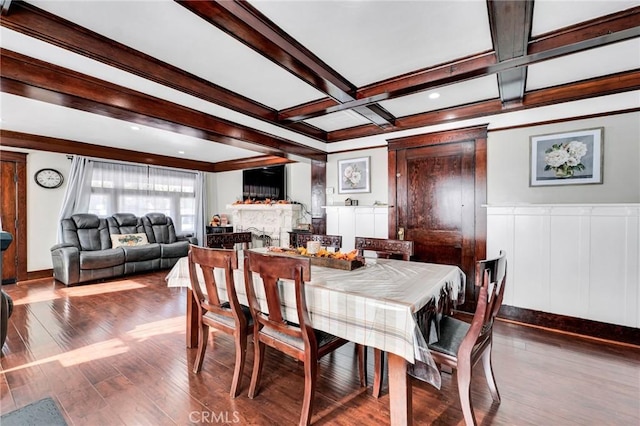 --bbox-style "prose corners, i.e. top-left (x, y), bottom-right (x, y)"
top-left (51, 212), bottom-right (197, 286)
